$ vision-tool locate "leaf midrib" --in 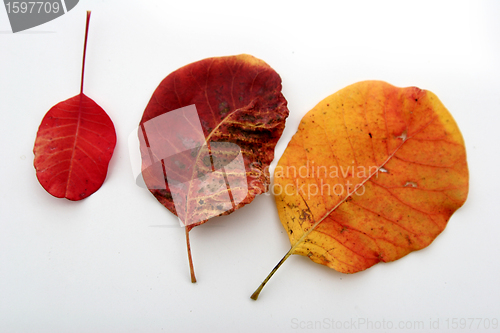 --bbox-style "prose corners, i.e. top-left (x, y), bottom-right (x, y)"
top-left (64, 94), bottom-right (84, 198)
